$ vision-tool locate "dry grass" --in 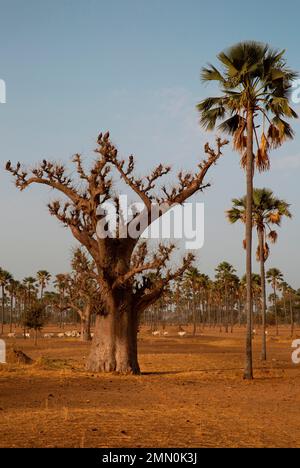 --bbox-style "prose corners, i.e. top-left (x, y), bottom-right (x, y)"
top-left (0, 325), bottom-right (299, 448)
